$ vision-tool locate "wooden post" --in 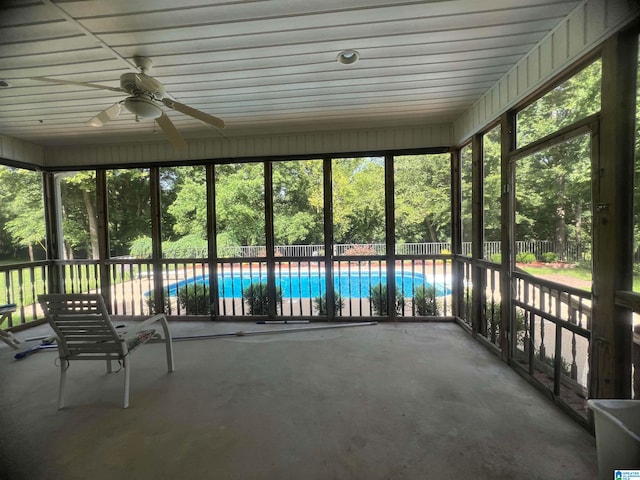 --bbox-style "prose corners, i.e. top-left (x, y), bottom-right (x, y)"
top-left (323, 157), bottom-right (335, 319)
top-left (450, 149), bottom-right (464, 318)
top-left (42, 172), bottom-right (63, 294)
top-left (206, 165), bottom-right (219, 319)
top-left (385, 155), bottom-right (397, 321)
top-left (590, 31), bottom-right (637, 399)
top-left (500, 111), bottom-right (516, 361)
top-left (149, 167), bottom-right (164, 314)
top-left (264, 161), bottom-right (276, 320)
top-left (96, 170), bottom-right (112, 311)
top-left (471, 133), bottom-right (486, 337)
